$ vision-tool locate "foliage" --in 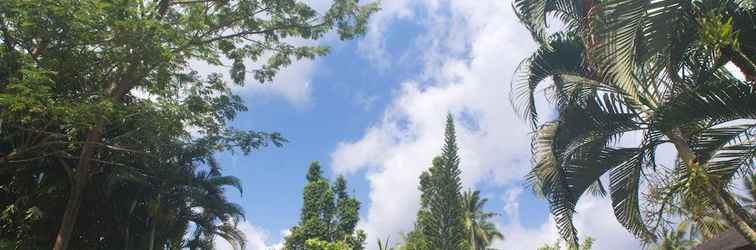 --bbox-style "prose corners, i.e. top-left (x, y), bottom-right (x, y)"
top-left (462, 190), bottom-right (504, 250)
top-left (0, 0), bottom-right (377, 249)
top-left (304, 239), bottom-right (351, 250)
top-left (284, 162), bottom-right (366, 250)
top-left (648, 221), bottom-right (699, 250)
top-left (397, 229), bottom-right (430, 250)
top-left (413, 114), bottom-right (467, 250)
top-left (512, 0), bottom-right (756, 246)
top-left (377, 237), bottom-right (396, 250)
